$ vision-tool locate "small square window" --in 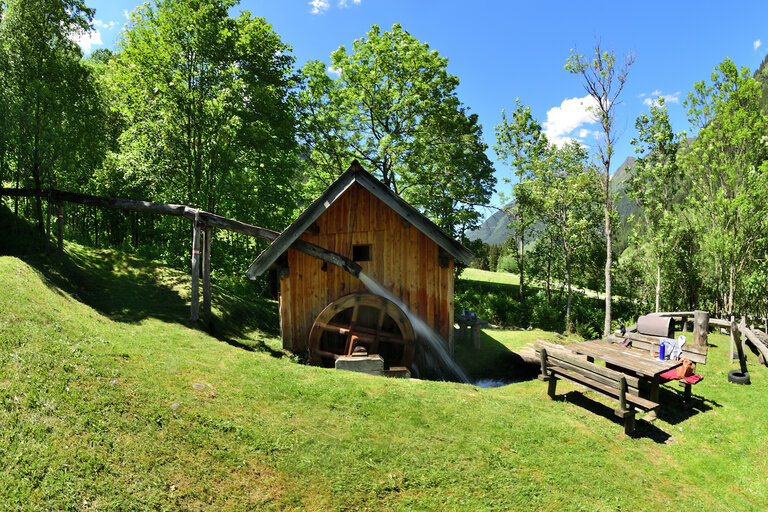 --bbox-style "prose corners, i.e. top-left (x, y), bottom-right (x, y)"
top-left (352, 244), bottom-right (372, 262)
